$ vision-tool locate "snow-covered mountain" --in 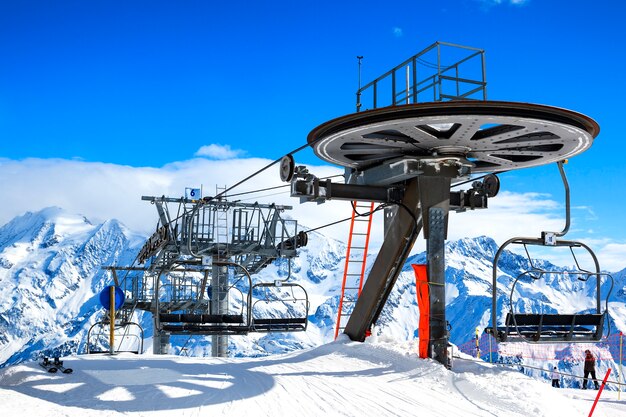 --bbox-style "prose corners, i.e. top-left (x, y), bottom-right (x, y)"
top-left (0, 208), bottom-right (145, 366)
top-left (1, 207), bottom-right (625, 375)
